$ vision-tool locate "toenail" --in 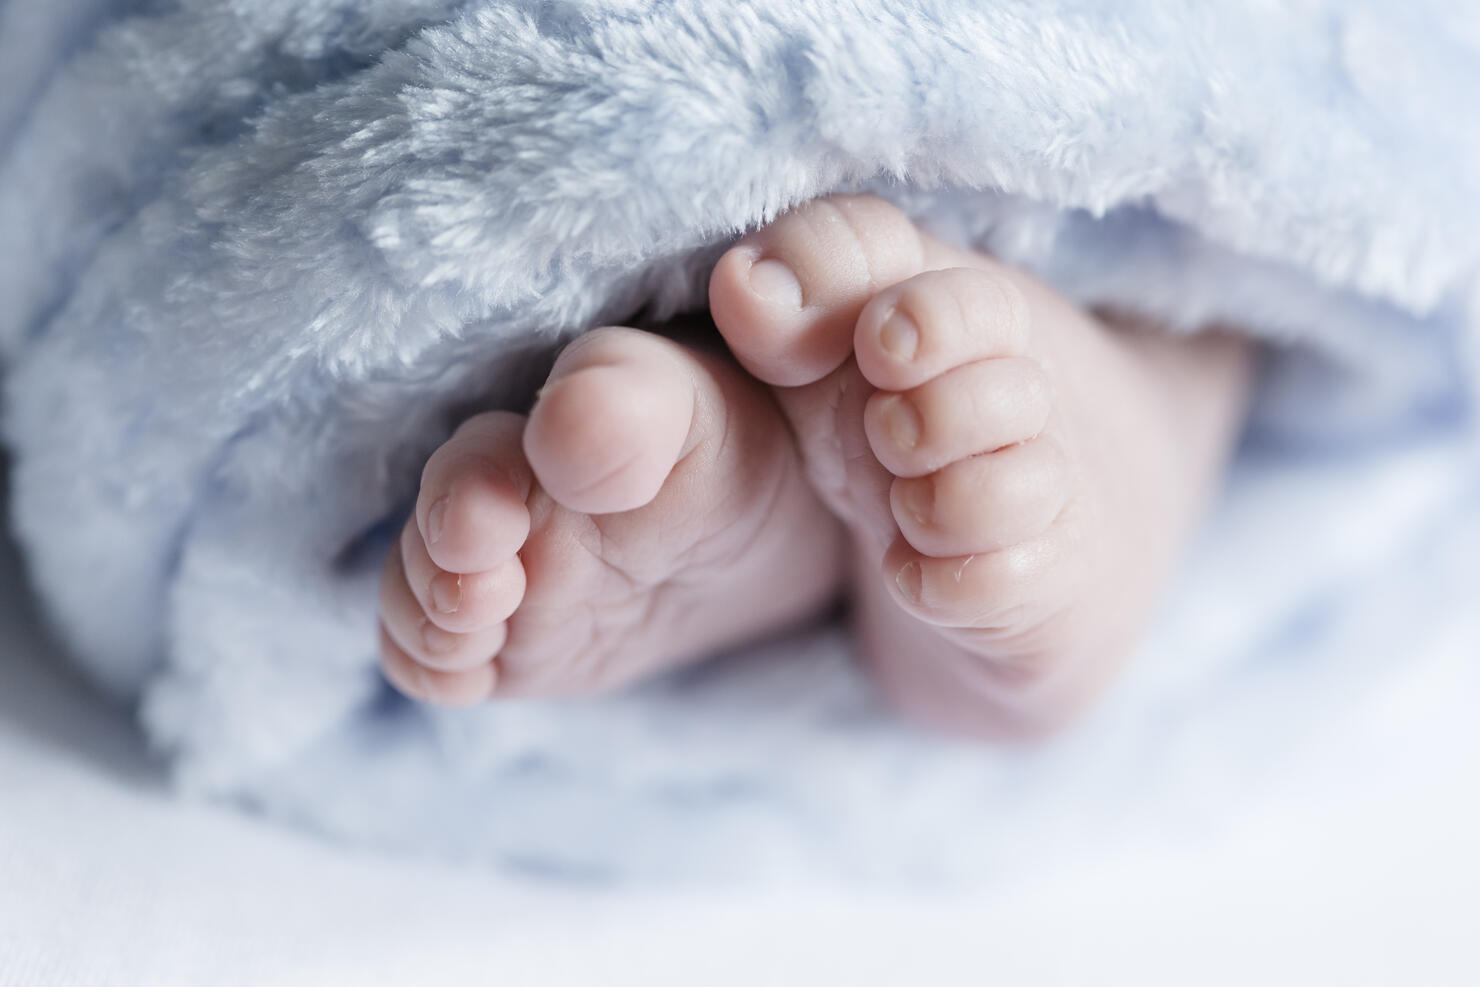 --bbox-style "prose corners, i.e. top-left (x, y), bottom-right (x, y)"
top-left (421, 621), bottom-right (461, 655)
top-left (881, 395), bottom-right (922, 450)
top-left (901, 479), bottom-right (934, 526)
top-left (429, 571), bottom-right (462, 614)
top-left (878, 310), bottom-right (919, 362)
top-left (748, 258), bottom-right (803, 310)
top-left (895, 560), bottom-right (923, 603)
top-left (427, 497), bottom-right (449, 545)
